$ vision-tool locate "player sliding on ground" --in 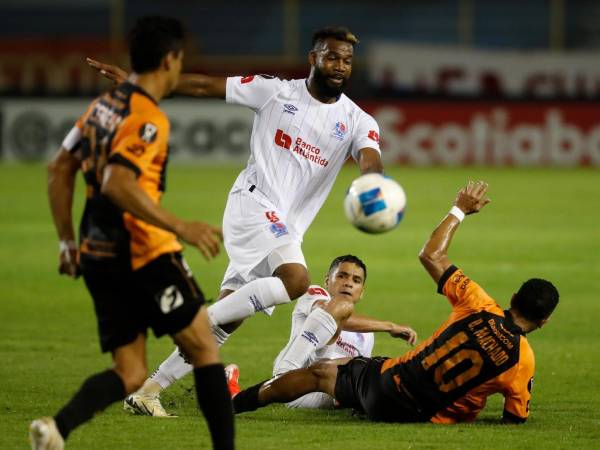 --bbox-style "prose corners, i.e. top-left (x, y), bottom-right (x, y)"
top-left (231, 181), bottom-right (559, 424)
top-left (88, 26), bottom-right (386, 417)
top-left (225, 254), bottom-right (417, 409)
